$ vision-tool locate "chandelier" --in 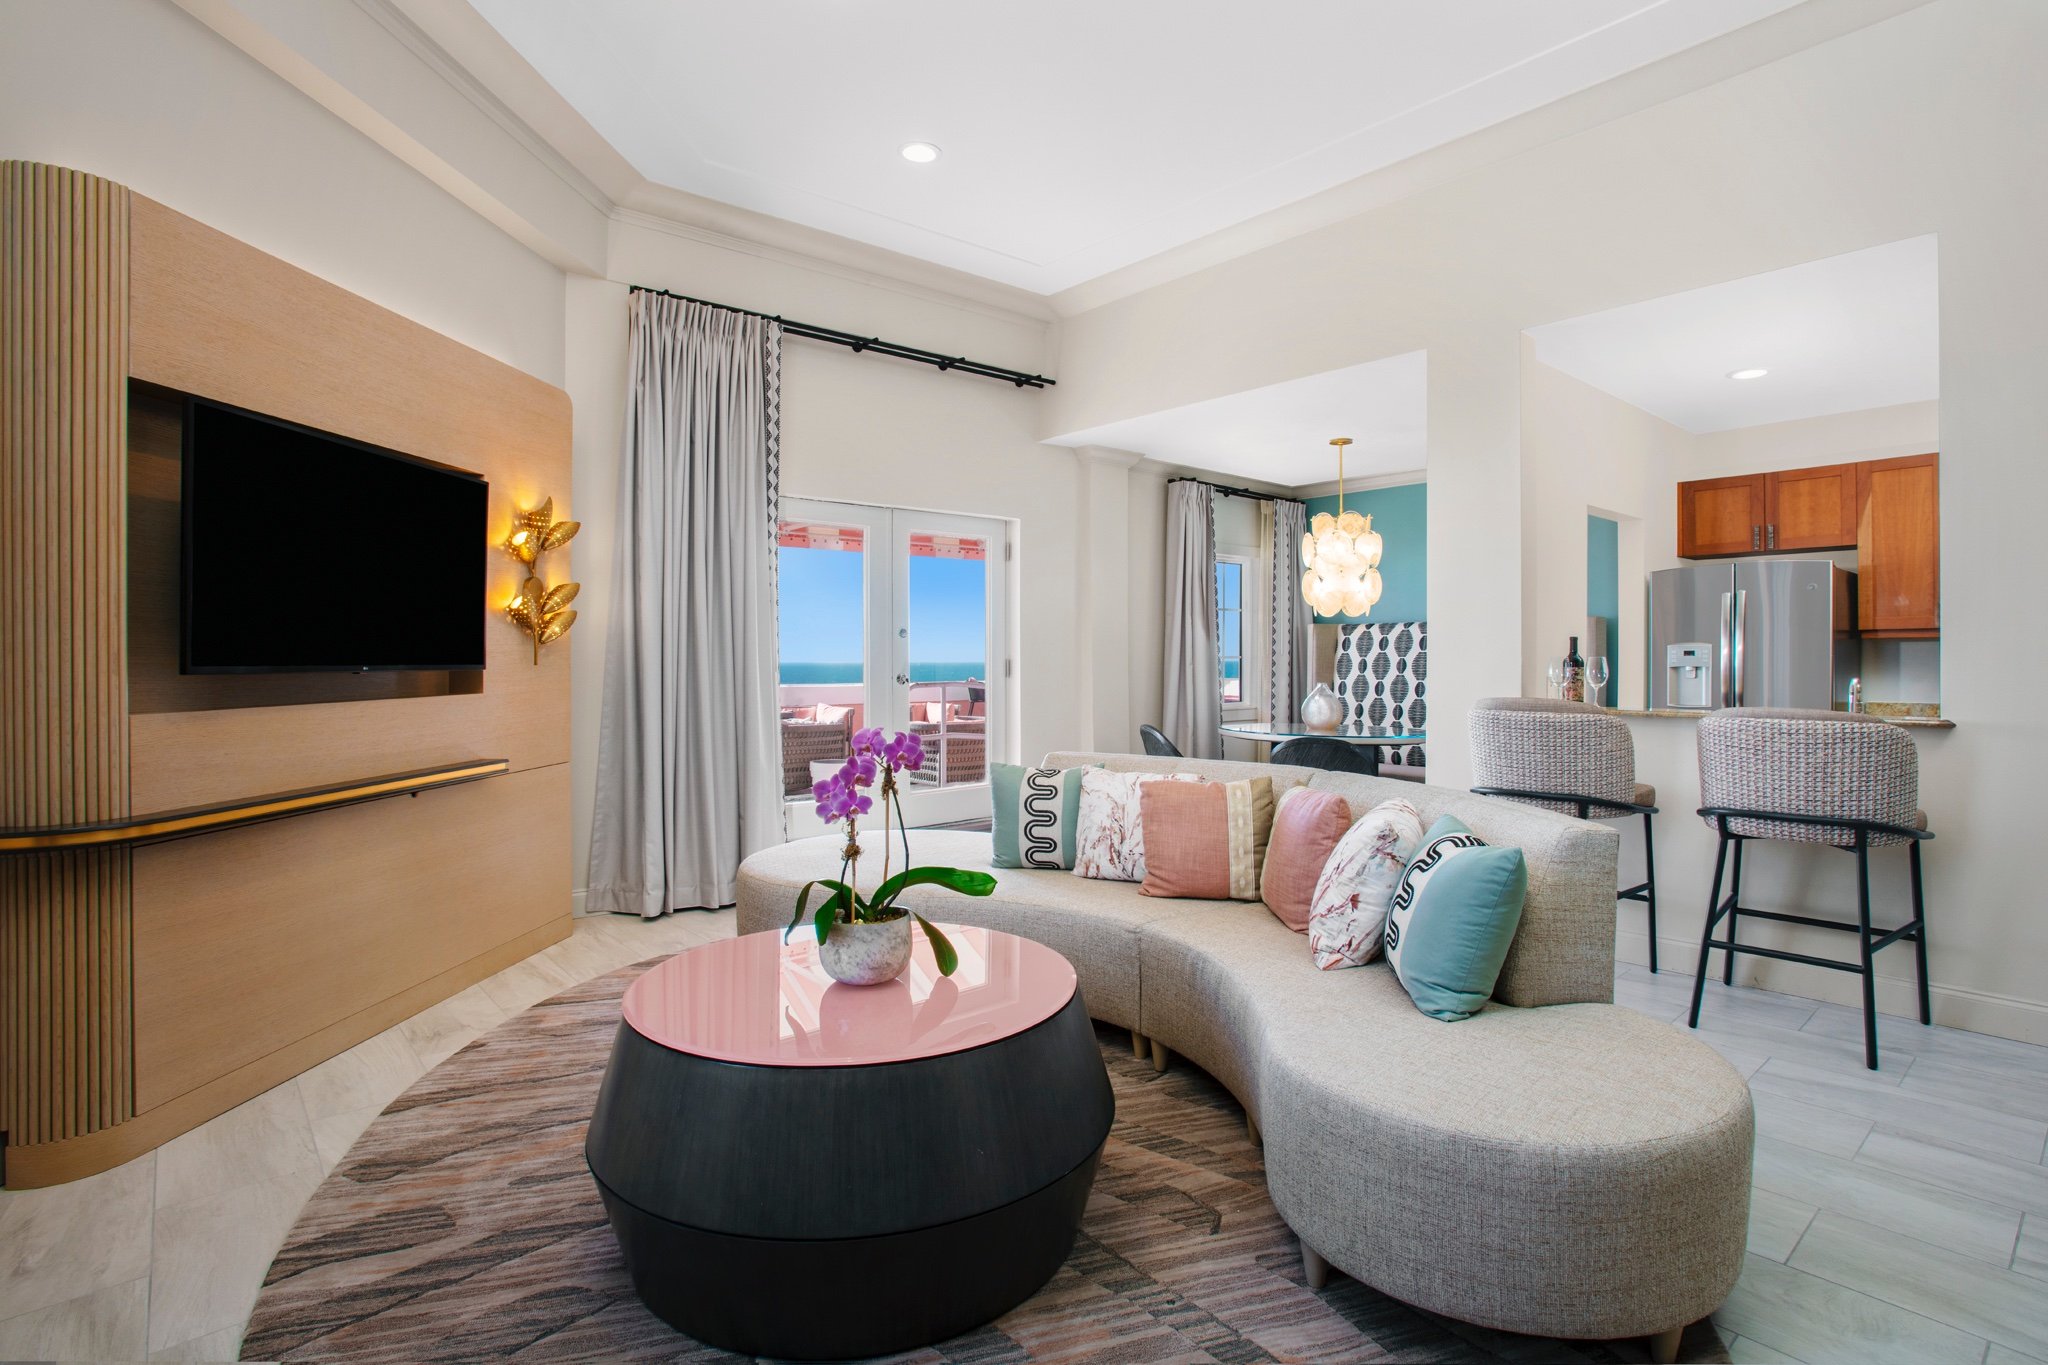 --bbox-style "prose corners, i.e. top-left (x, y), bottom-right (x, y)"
top-left (1300, 437), bottom-right (1383, 616)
